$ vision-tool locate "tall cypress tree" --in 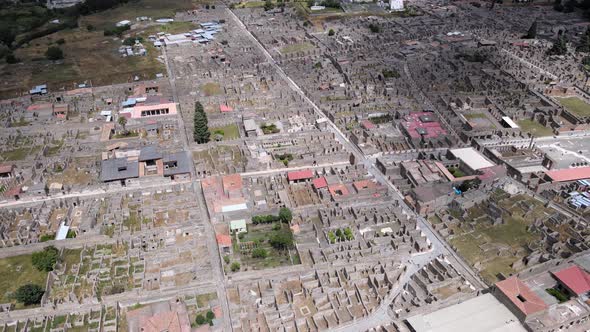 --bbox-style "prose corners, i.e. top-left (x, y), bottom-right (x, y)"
top-left (193, 102), bottom-right (210, 144)
top-left (525, 21), bottom-right (537, 39)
